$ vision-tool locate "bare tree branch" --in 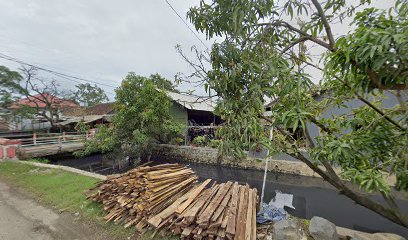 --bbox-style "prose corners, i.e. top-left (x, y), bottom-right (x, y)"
top-left (257, 21), bottom-right (331, 49)
top-left (310, 0), bottom-right (336, 50)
